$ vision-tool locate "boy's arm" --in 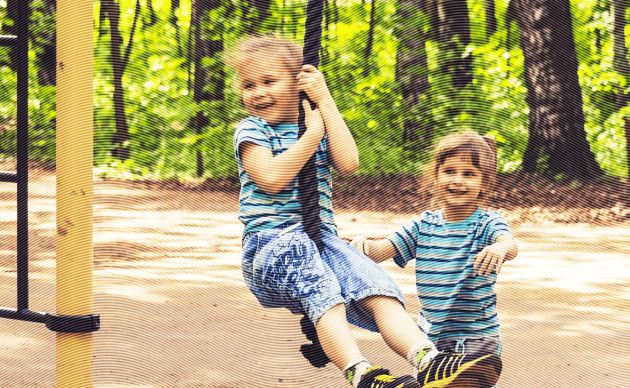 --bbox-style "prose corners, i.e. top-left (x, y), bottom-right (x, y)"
top-left (240, 101), bottom-right (325, 195)
top-left (351, 236), bottom-right (398, 264)
top-left (317, 97), bottom-right (359, 176)
top-left (496, 234), bottom-right (518, 261)
top-left (297, 65), bottom-right (359, 176)
top-left (473, 234), bottom-right (518, 277)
